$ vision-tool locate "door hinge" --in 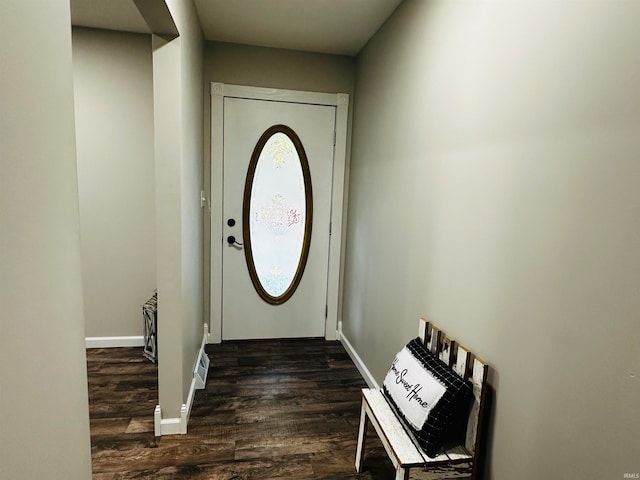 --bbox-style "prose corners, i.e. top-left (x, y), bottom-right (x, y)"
top-left (333, 130), bottom-right (336, 146)
top-left (325, 305), bottom-right (328, 319)
top-left (329, 222), bottom-right (332, 236)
